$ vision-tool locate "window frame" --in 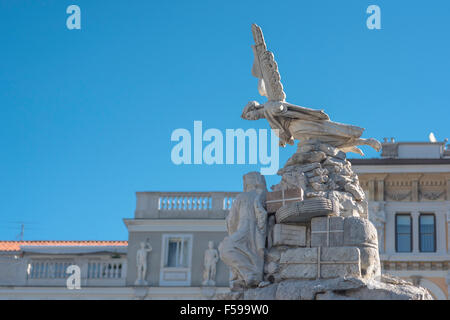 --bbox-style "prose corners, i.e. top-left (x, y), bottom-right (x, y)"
top-left (419, 213), bottom-right (436, 253)
top-left (395, 213), bottom-right (413, 253)
top-left (159, 234), bottom-right (193, 286)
